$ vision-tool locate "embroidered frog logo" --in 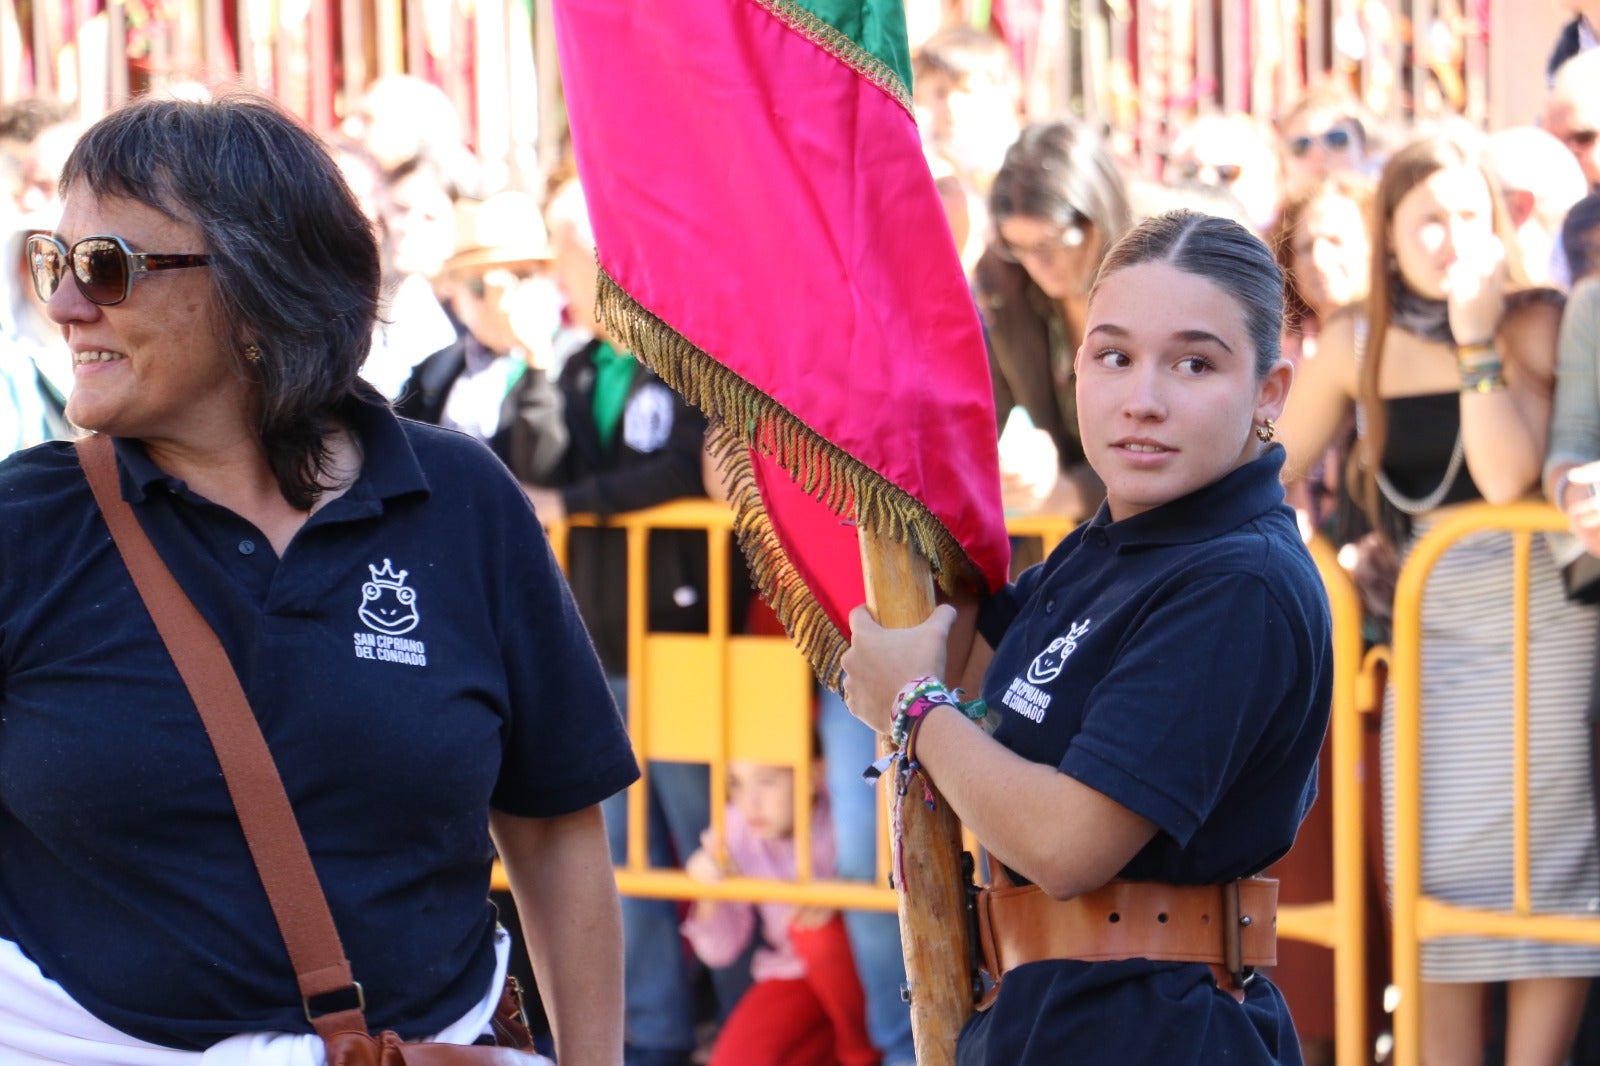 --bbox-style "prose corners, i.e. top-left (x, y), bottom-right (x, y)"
top-left (358, 559), bottom-right (420, 635)
top-left (1026, 618), bottom-right (1092, 685)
